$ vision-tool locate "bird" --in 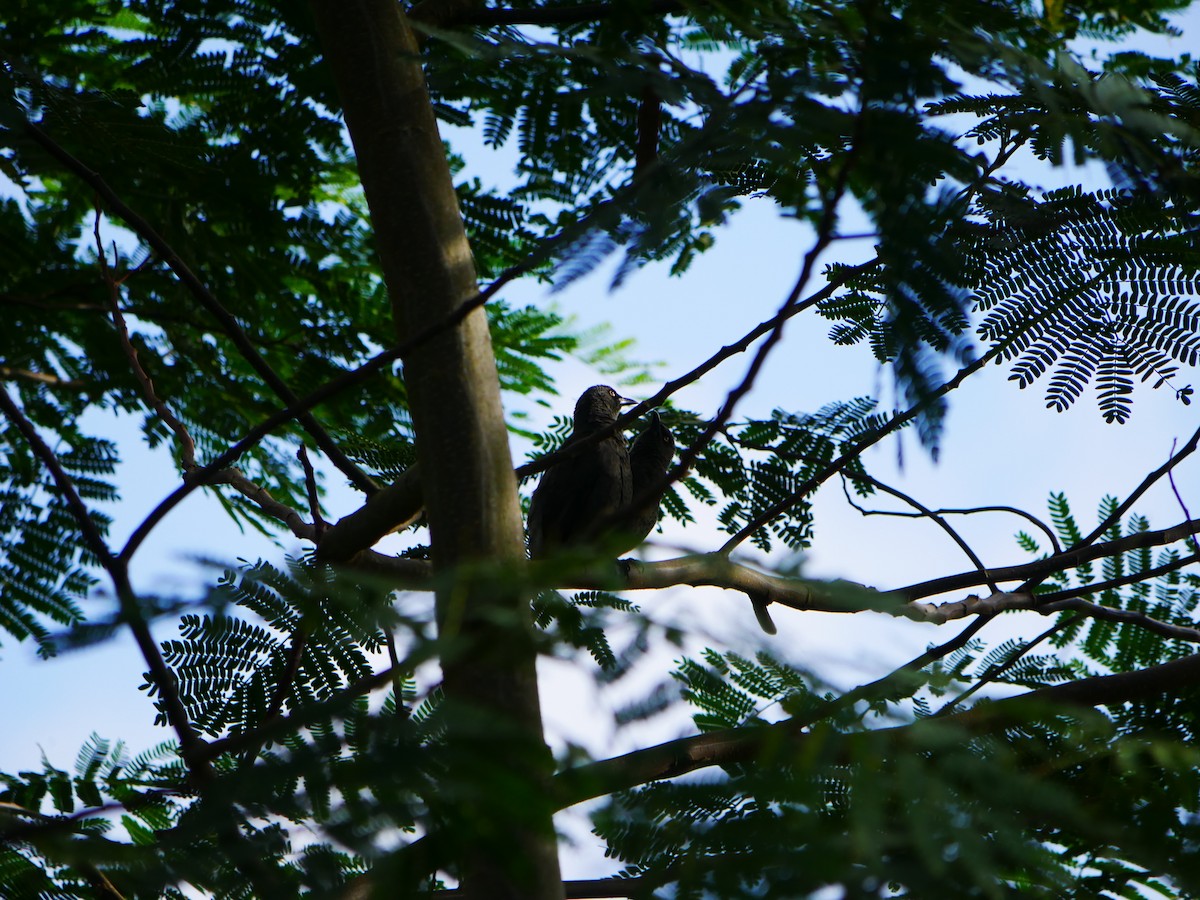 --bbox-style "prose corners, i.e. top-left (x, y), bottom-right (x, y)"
top-left (616, 409), bottom-right (675, 551)
top-left (527, 385), bottom-right (635, 559)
